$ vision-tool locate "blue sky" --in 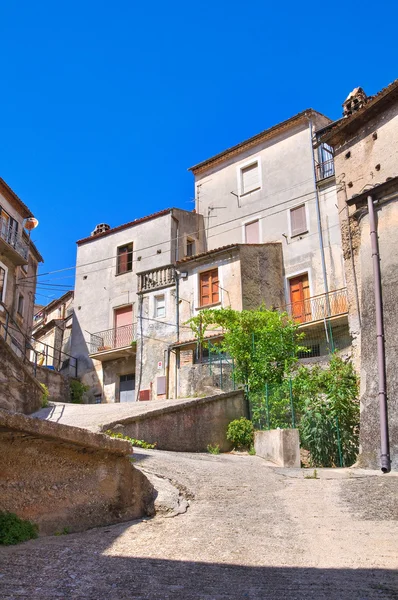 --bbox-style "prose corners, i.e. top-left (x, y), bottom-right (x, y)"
top-left (1, 1), bottom-right (397, 303)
